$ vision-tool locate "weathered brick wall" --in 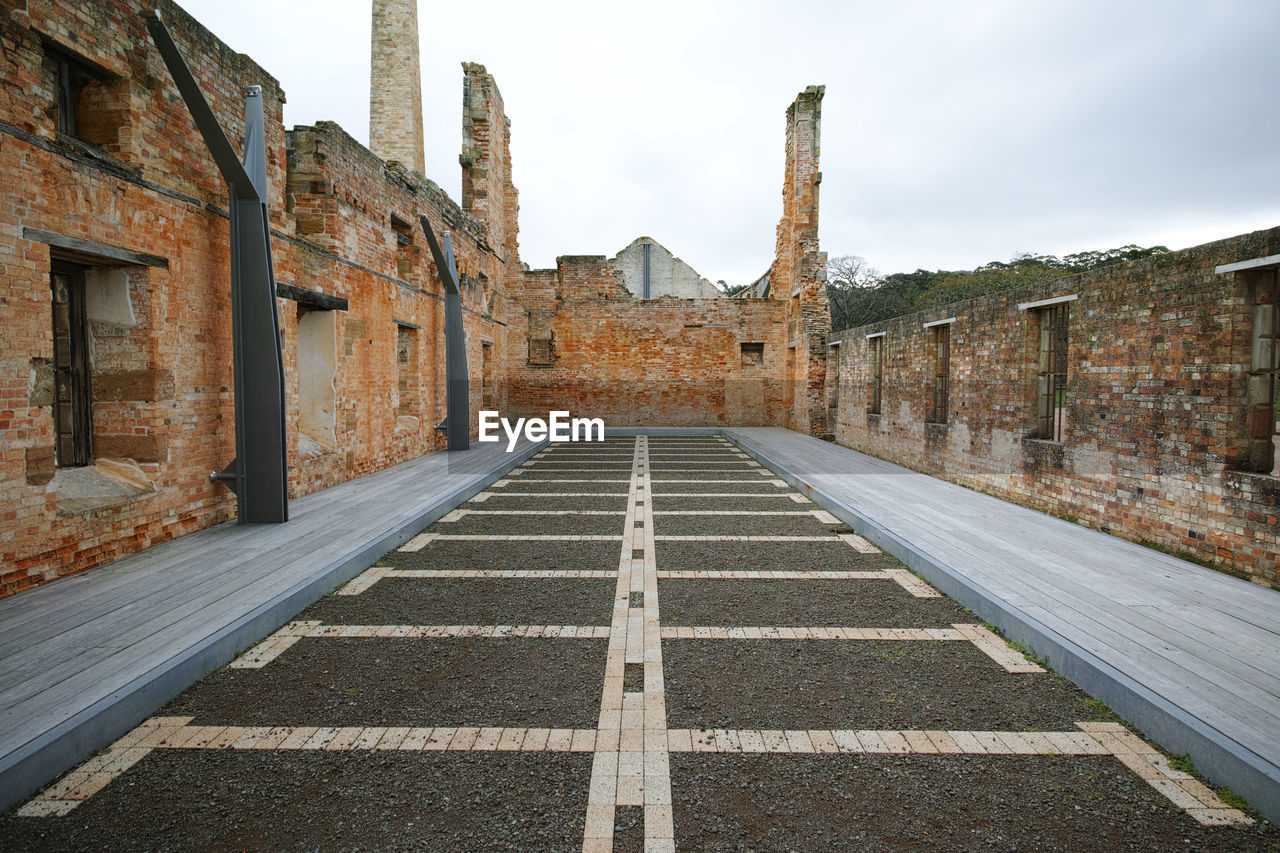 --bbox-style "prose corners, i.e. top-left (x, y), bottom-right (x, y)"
top-left (771, 85), bottom-right (830, 437)
top-left (831, 227), bottom-right (1280, 588)
top-left (505, 257), bottom-right (790, 426)
top-left (460, 62), bottom-right (519, 268)
top-left (0, 0), bottom-right (515, 597)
